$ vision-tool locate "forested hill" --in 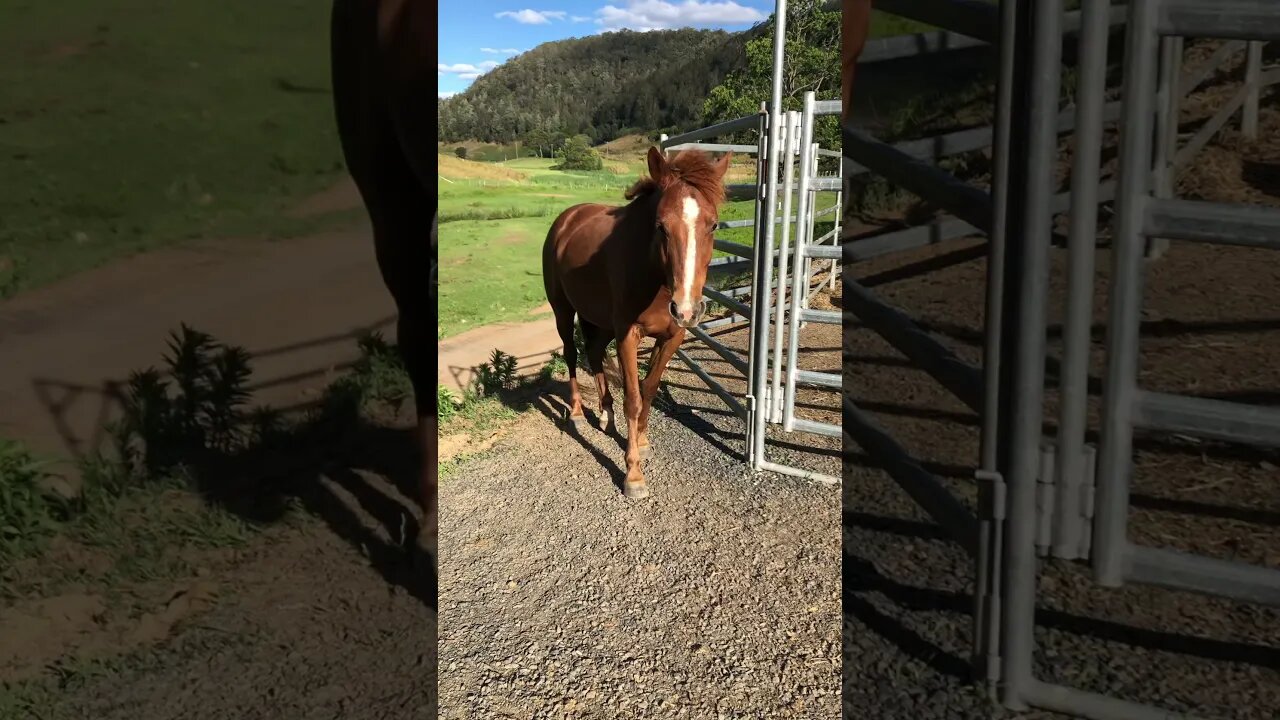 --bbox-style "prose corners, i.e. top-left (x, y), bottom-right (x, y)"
top-left (436, 27), bottom-right (760, 145)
